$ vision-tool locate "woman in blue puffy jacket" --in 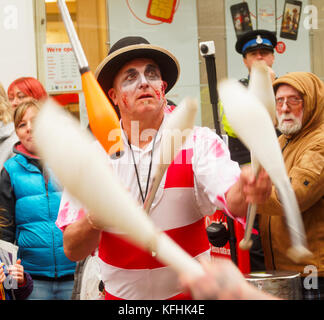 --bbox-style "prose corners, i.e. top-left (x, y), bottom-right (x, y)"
top-left (0, 100), bottom-right (76, 300)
